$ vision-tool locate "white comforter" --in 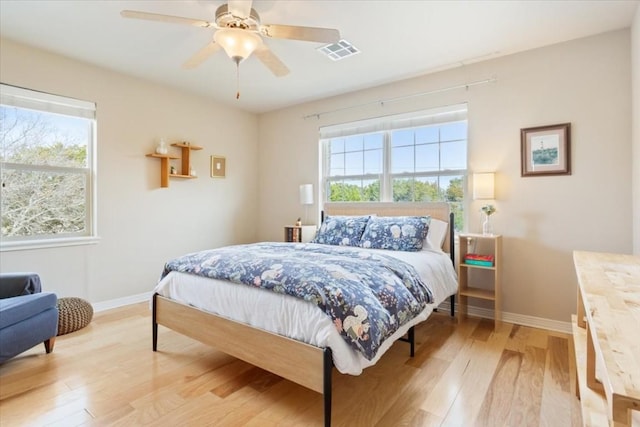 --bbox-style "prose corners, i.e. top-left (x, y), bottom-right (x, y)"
top-left (153, 246), bottom-right (458, 375)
